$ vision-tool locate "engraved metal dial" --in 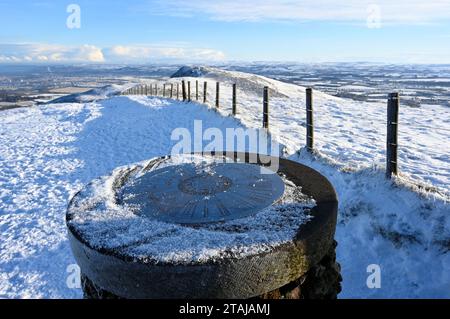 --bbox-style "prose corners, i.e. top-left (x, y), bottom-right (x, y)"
top-left (121, 162), bottom-right (285, 224)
